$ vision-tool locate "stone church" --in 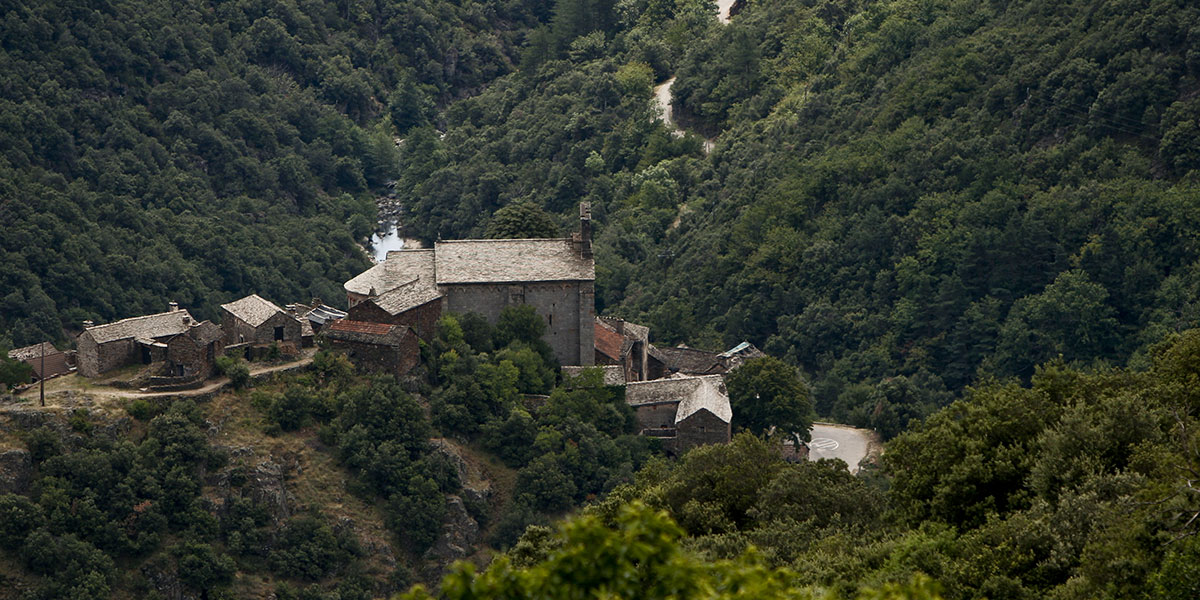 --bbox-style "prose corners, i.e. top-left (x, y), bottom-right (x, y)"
top-left (343, 203), bottom-right (595, 366)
